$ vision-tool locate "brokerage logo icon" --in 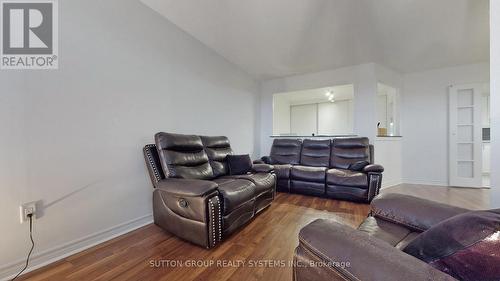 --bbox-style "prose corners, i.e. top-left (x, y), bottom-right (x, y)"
top-left (1, 0), bottom-right (58, 69)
